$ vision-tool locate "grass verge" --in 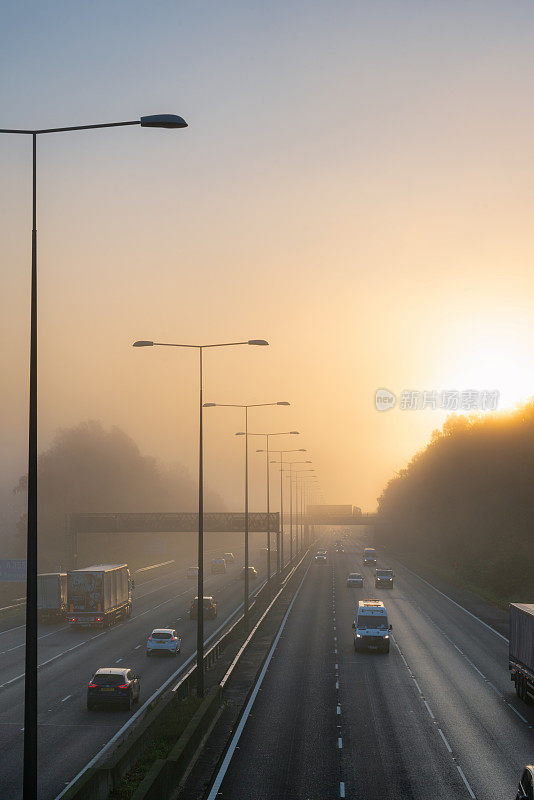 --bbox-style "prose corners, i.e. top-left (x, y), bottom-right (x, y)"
top-left (108, 695), bottom-right (202, 800)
